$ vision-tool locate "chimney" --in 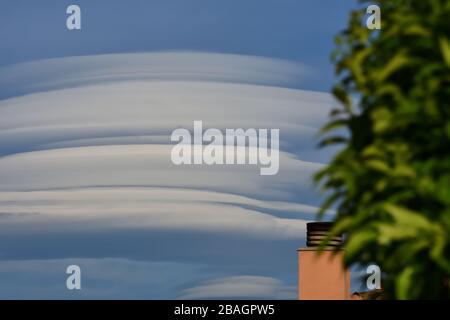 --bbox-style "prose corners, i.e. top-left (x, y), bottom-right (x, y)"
top-left (297, 222), bottom-right (350, 300)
